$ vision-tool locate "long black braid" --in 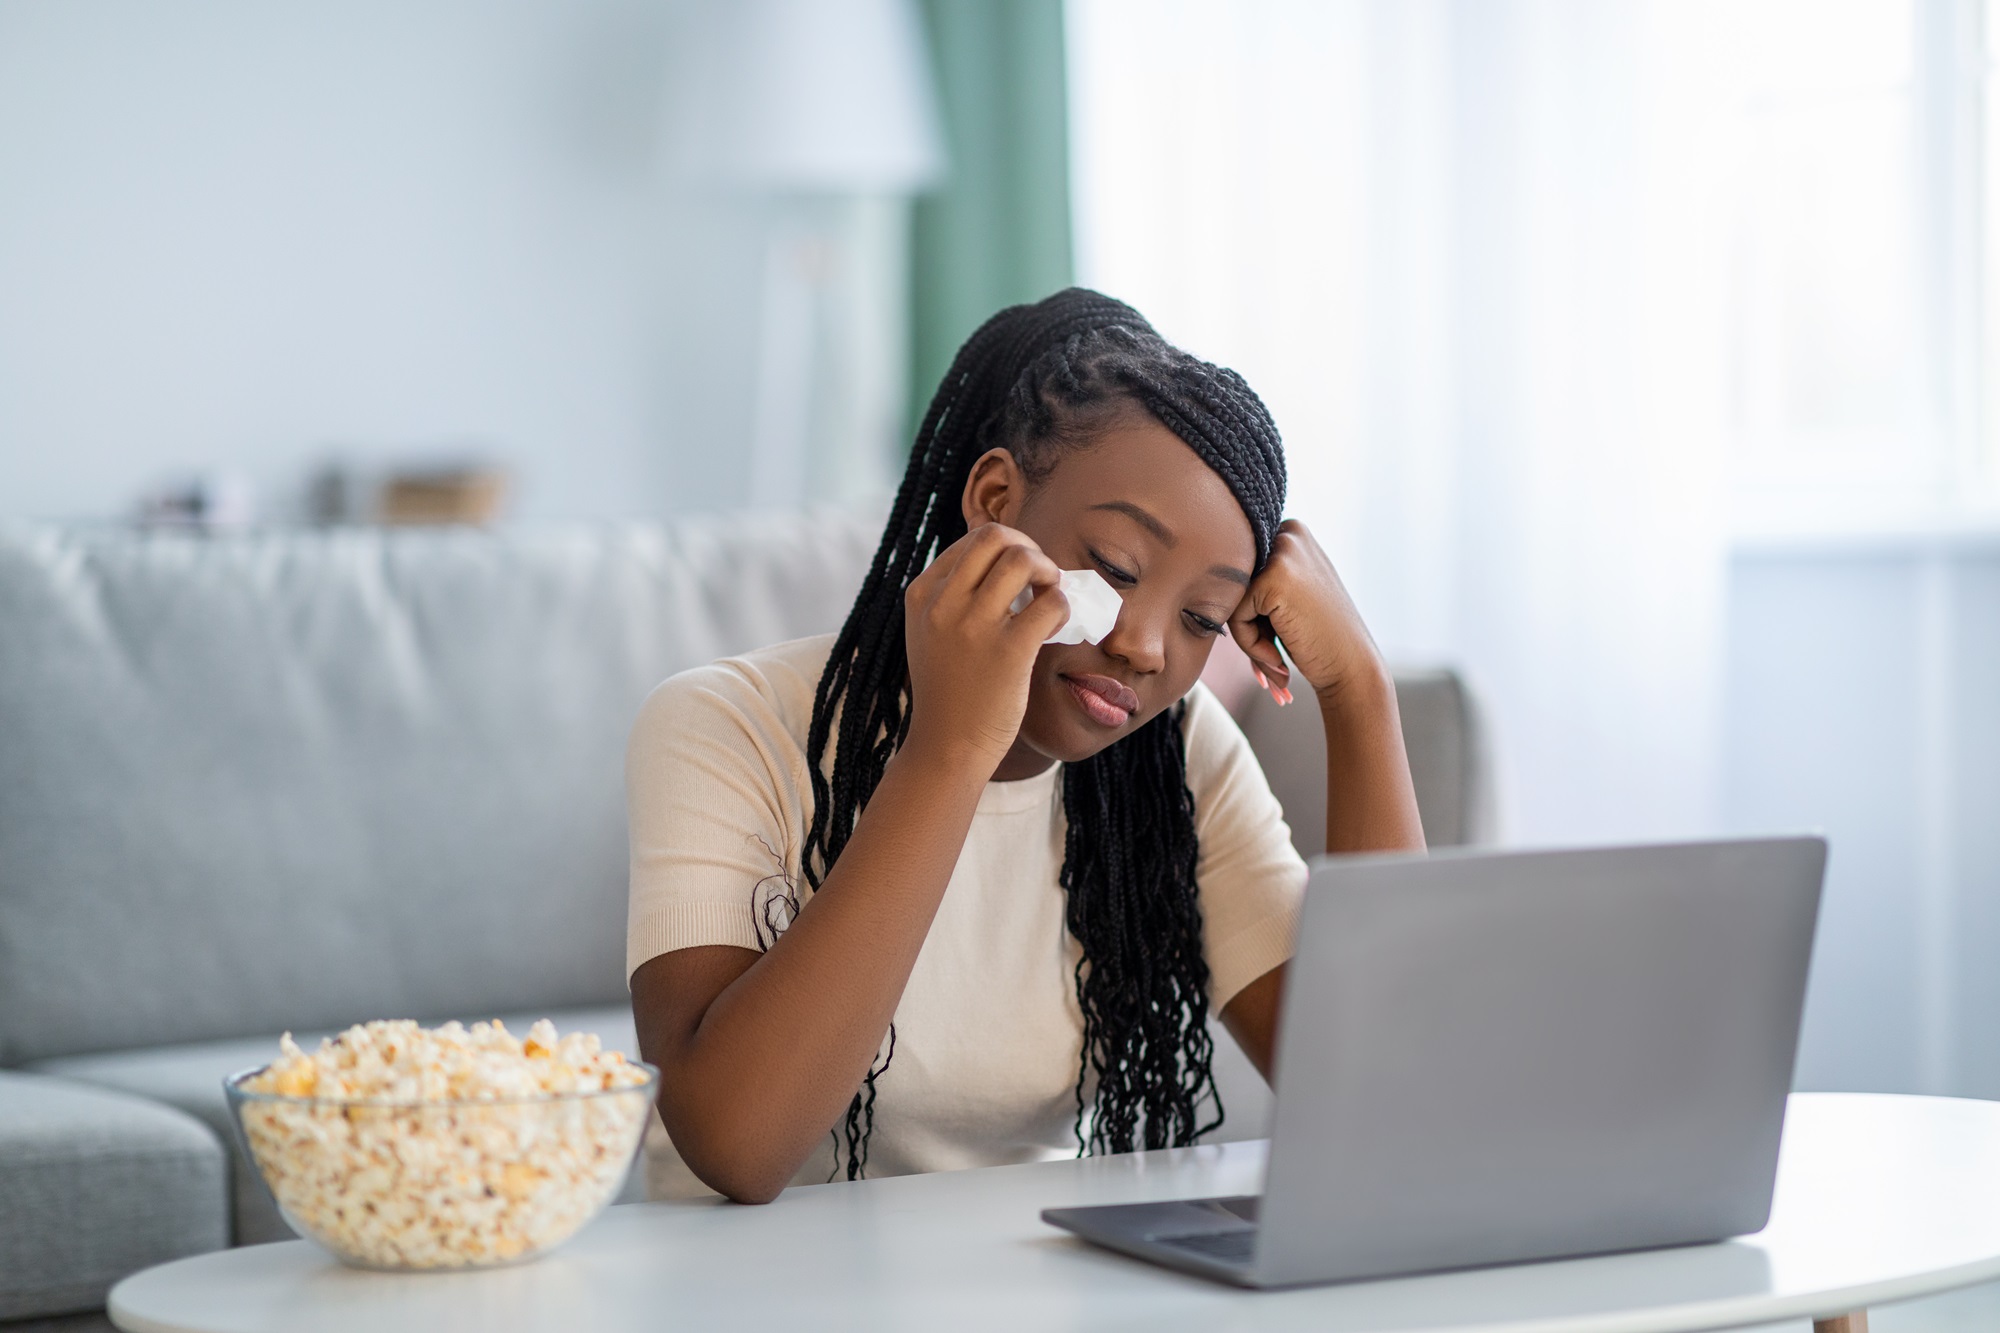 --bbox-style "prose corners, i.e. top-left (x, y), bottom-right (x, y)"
top-left (801, 288), bottom-right (1287, 1176)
